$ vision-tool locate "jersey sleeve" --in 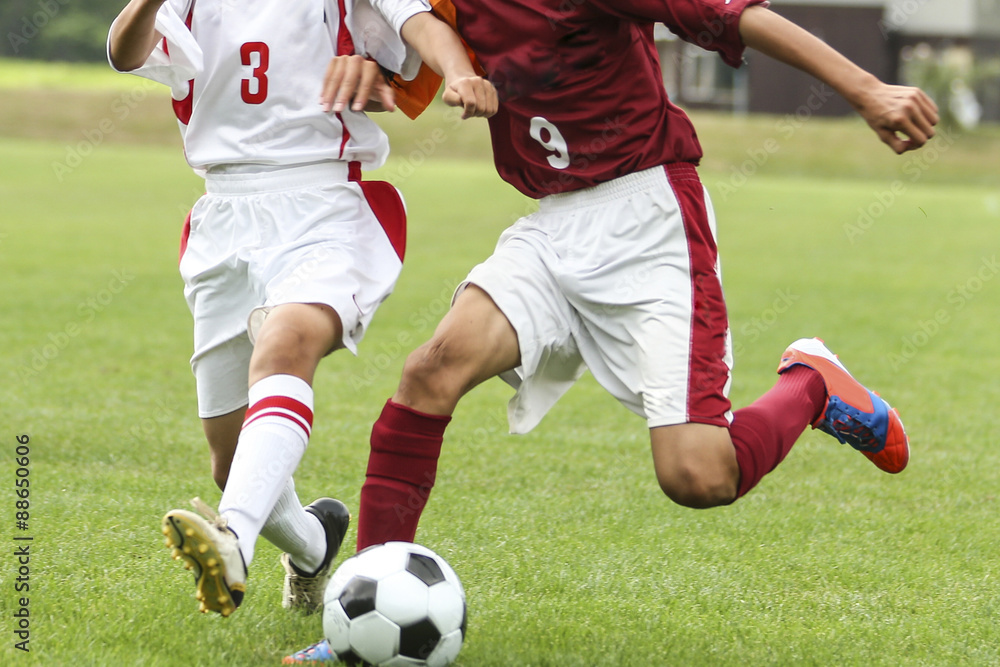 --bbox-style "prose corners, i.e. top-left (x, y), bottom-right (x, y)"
top-left (106, 0), bottom-right (202, 100)
top-left (588, 0), bottom-right (769, 68)
top-left (347, 0), bottom-right (431, 81)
